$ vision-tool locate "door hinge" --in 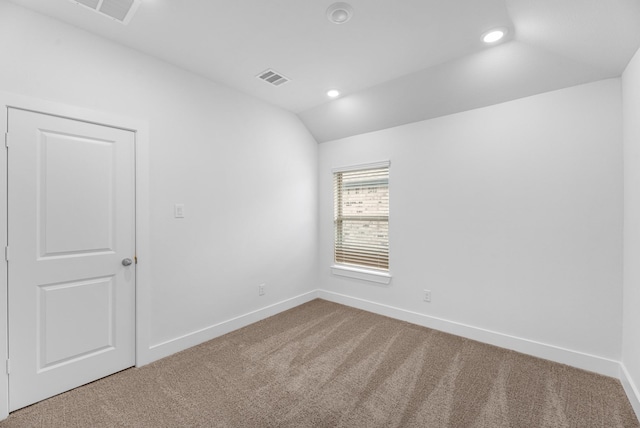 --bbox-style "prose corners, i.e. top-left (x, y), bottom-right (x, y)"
top-left (4, 132), bottom-right (8, 148)
top-left (4, 246), bottom-right (8, 262)
top-left (5, 359), bottom-right (9, 375)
